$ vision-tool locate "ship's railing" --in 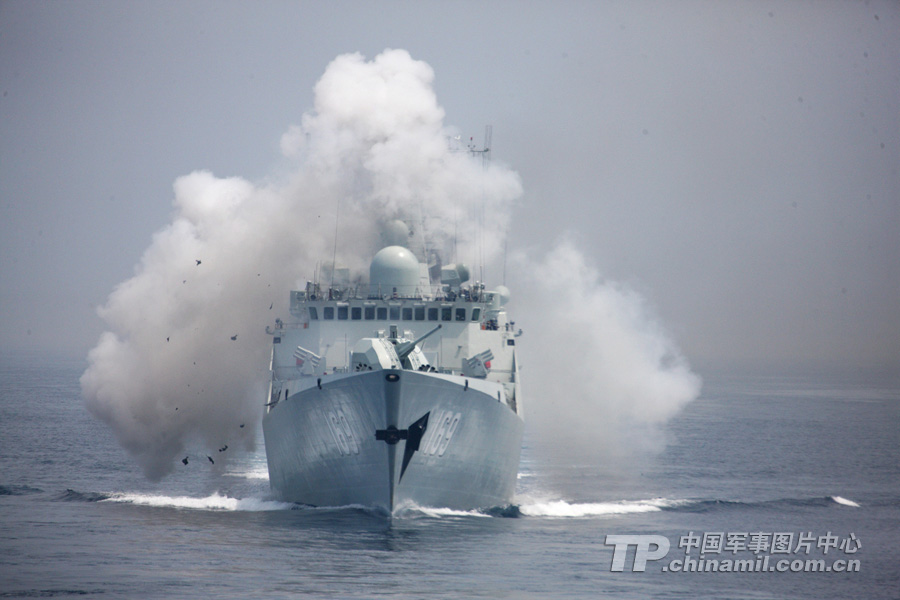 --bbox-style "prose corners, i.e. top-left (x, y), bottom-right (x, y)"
top-left (275, 363), bottom-right (514, 380)
top-left (277, 365), bottom-right (458, 377)
top-left (298, 282), bottom-right (494, 304)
